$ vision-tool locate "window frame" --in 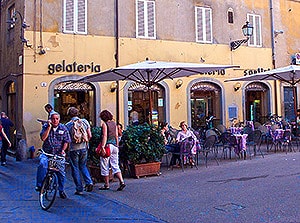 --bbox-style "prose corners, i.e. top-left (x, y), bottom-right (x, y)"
top-left (136, 0), bottom-right (156, 39)
top-left (247, 13), bottom-right (262, 47)
top-left (195, 6), bottom-right (213, 43)
top-left (63, 0), bottom-right (87, 34)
